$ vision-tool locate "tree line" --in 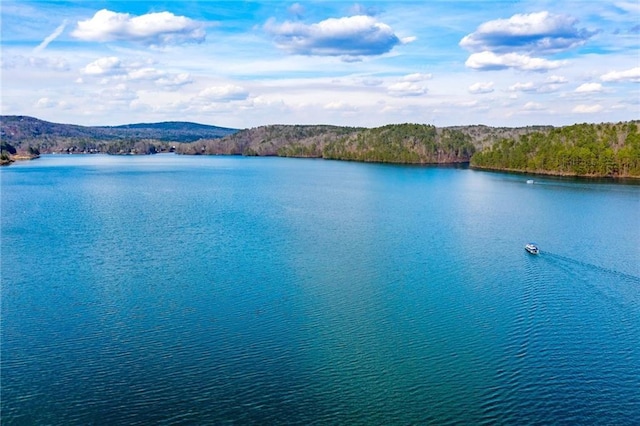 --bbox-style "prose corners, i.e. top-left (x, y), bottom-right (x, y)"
top-left (322, 124), bottom-right (475, 164)
top-left (3, 117), bottom-right (639, 178)
top-left (470, 122), bottom-right (640, 177)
